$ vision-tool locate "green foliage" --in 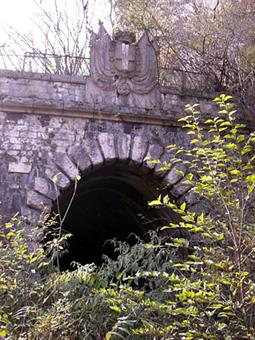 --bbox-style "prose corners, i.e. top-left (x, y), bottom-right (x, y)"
top-left (1, 95), bottom-right (255, 339)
